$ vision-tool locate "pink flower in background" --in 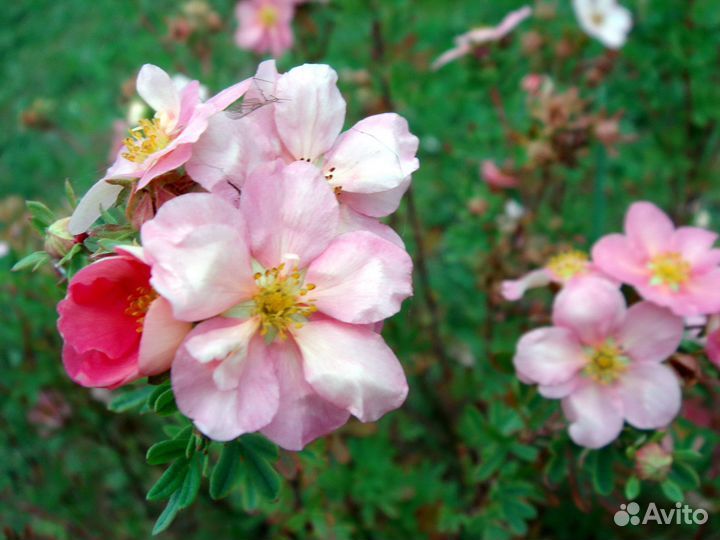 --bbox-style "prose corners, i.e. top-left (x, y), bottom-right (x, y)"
top-left (501, 249), bottom-right (608, 301)
top-left (705, 317), bottom-right (720, 368)
top-left (69, 64), bottom-right (252, 234)
top-left (187, 62), bottom-right (420, 247)
top-left (235, 0), bottom-right (295, 57)
top-left (141, 162), bottom-right (413, 449)
top-left (520, 73), bottom-right (548, 96)
top-left (432, 6), bottom-right (532, 70)
top-left (481, 160), bottom-right (518, 189)
top-left (57, 248), bottom-right (191, 389)
top-left (593, 202), bottom-right (720, 317)
top-left (514, 277), bottom-right (683, 448)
